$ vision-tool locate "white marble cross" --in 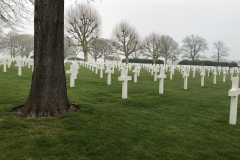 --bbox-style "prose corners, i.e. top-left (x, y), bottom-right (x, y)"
top-left (236, 70), bottom-right (239, 77)
top-left (228, 77), bottom-right (240, 125)
top-left (153, 66), bottom-right (159, 81)
top-left (156, 68), bottom-right (166, 94)
top-left (15, 59), bottom-right (24, 76)
top-left (118, 68), bottom-right (132, 99)
top-left (72, 61), bottom-right (79, 79)
top-left (169, 67), bottom-right (174, 80)
top-left (91, 63), bottom-right (95, 72)
top-left (66, 64), bottom-right (78, 87)
top-left (94, 64), bottom-right (98, 74)
top-left (105, 64), bottom-right (114, 85)
top-left (218, 68), bottom-right (221, 75)
top-left (223, 70), bottom-right (226, 82)
top-left (136, 65), bottom-right (141, 76)
top-left (200, 69), bottom-right (205, 87)
top-left (132, 65), bottom-right (139, 83)
top-left (28, 60), bottom-right (34, 72)
top-left (192, 68), bottom-right (196, 78)
top-left (1, 59), bottom-right (7, 72)
top-left (99, 63), bottom-right (105, 78)
top-left (182, 69), bottom-right (189, 90)
top-left (213, 70), bottom-right (217, 84)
